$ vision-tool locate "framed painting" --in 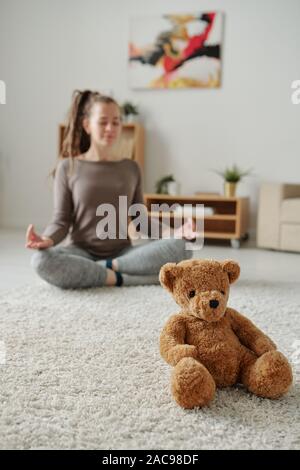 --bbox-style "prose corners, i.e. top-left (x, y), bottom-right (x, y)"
top-left (129, 12), bottom-right (224, 89)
